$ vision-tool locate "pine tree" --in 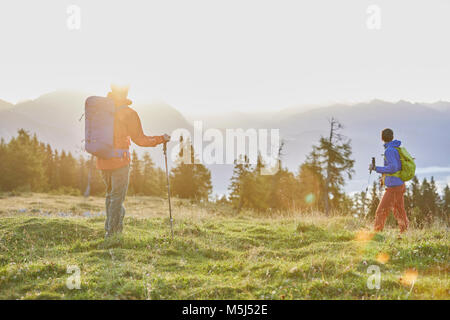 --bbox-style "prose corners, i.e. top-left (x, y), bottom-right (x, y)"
top-left (419, 178), bottom-right (430, 215)
top-left (129, 150), bottom-right (143, 195)
top-left (141, 152), bottom-right (164, 196)
top-left (52, 150), bottom-right (62, 190)
top-left (414, 177), bottom-right (441, 226)
top-left (3, 130), bottom-right (46, 191)
top-left (404, 181), bottom-right (413, 213)
top-left (248, 155), bottom-right (270, 211)
top-left (0, 138), bottom-right (6, 191)
top-left (297, 150), bottom-right (324, 210)
top-left (442, 185), bottom-right (450, 221)
top-left (171, 137), bottom-right (212, 200)
top-left (32, 133), bottom-right (49, 191)
top-left (268, 168), bottom-right (299, 211)
top-left (306, 118), bottom-right (354, 214)
top-left (192, 158), bottom-right (213, 200)
top-left (78, 155), bottom-right (88, 194)
top-left (409, 176), bottom-right (421, 210)
top-left (42, 144), bottom-right (54, 191)
top-left (228, 155), bottom-right (252, 211)
top-left (367, 180), bottom-right (380, 218)
top-left (89, 158), bottom-right (106, 196)
top-left (59, 151), bottom-right (78, 189)
top-left (156, 168), bottom-right (168, 198)
top-left (429, 177), bottom-right (441, 214)
top-left (266, 144), bottom-right (300, 211)
top-left (352, 191), bottom-right (365, 216)
top-left (419, 177), bottom-right (440, 222)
